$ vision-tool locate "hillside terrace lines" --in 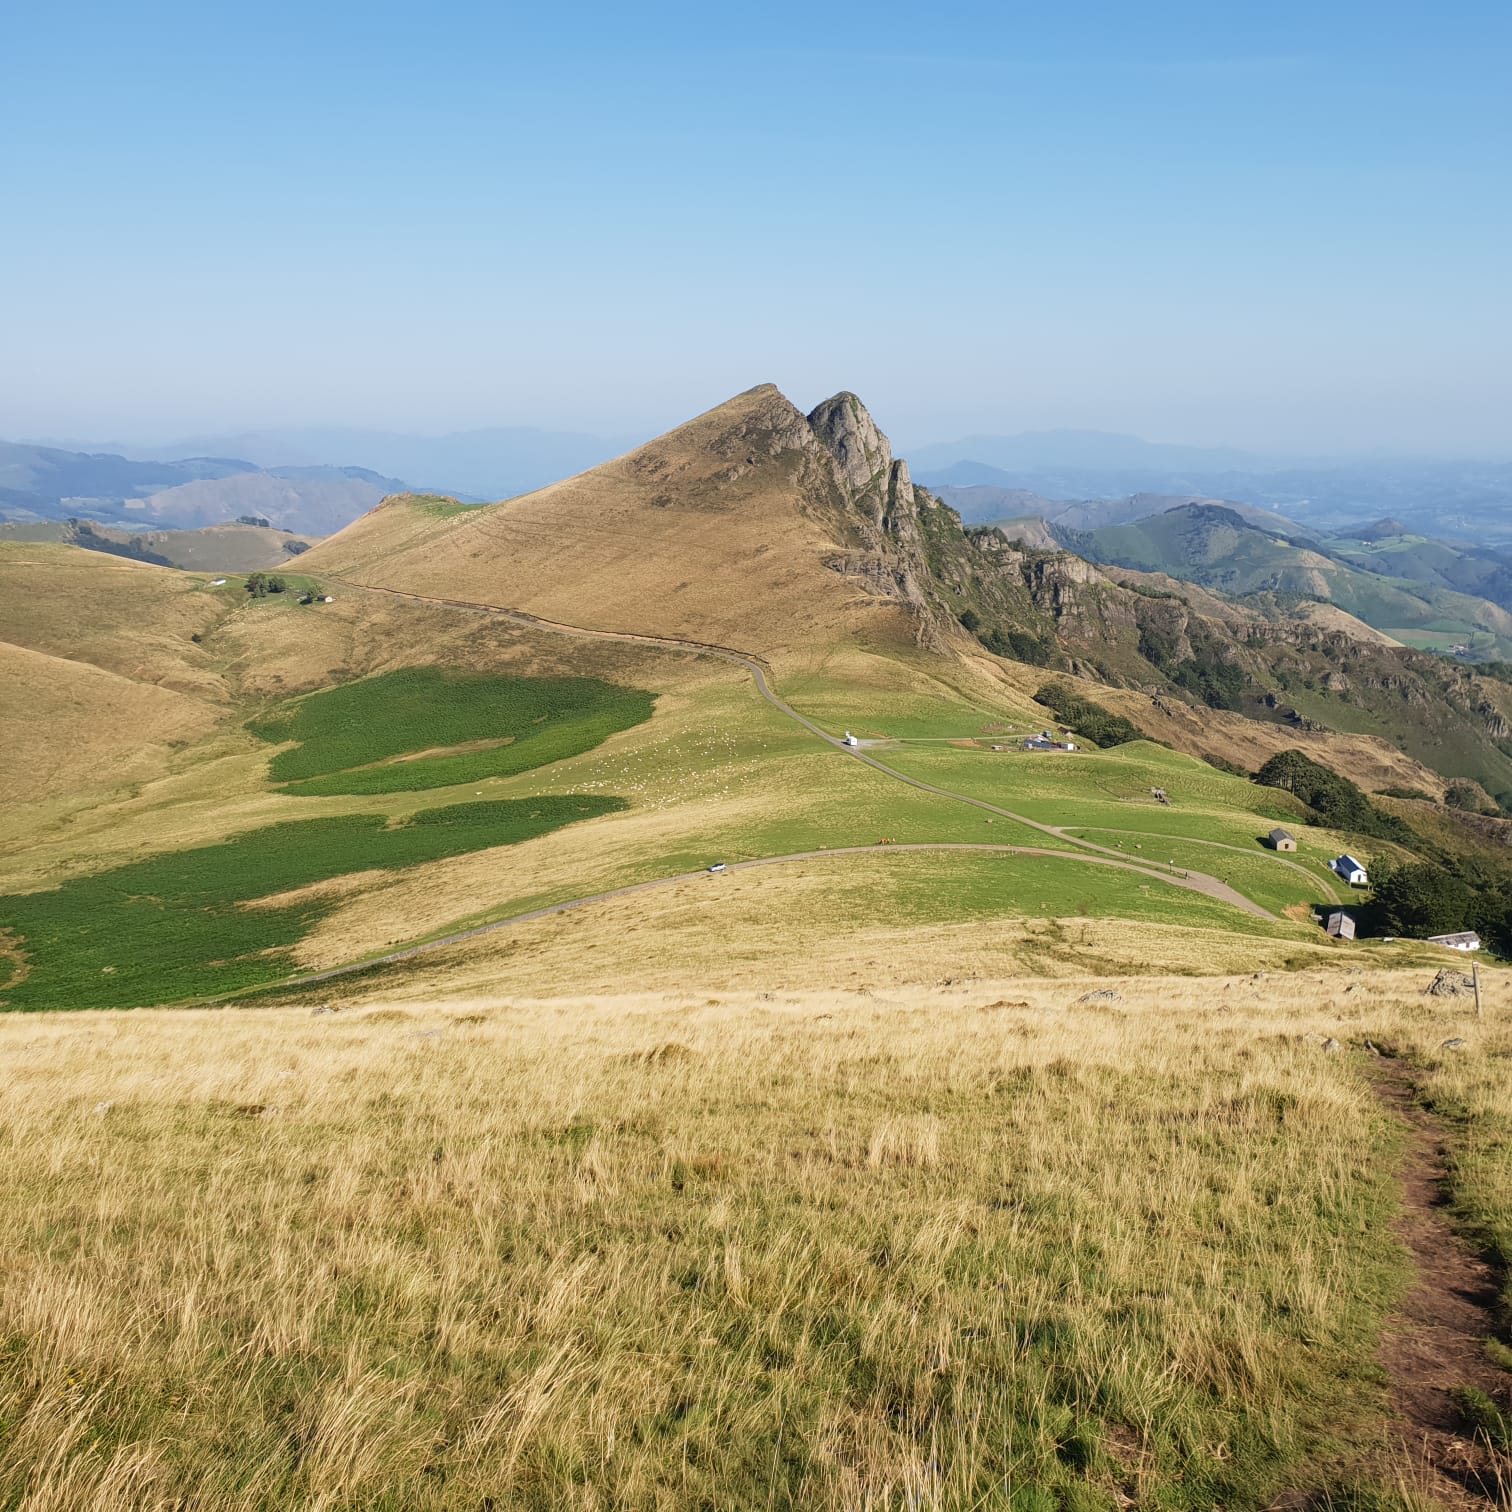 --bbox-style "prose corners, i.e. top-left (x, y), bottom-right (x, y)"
top-left (315, 575), bottom-right (1280, 926)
